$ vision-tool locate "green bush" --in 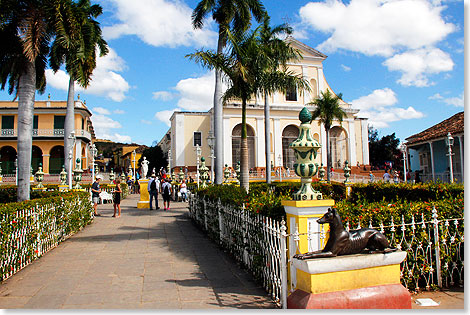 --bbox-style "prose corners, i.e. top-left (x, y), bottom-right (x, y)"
top-left (0, 191), bottom-right (93, 281)
top-left (349, 182), bottom-right (464, 204)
